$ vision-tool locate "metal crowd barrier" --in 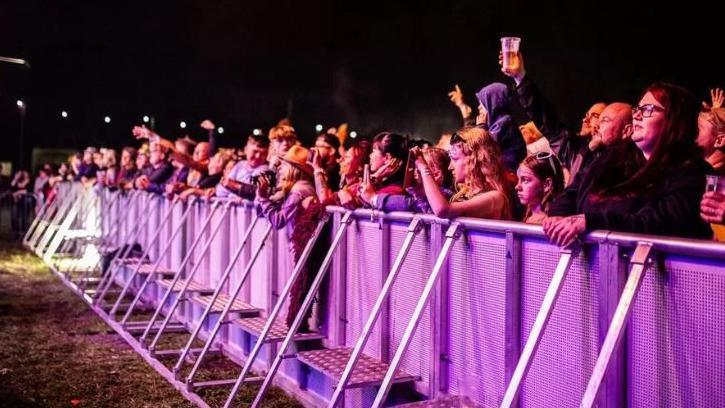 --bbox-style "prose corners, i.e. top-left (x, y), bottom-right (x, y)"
top-left (27, 183), bottom-right (725, 408)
